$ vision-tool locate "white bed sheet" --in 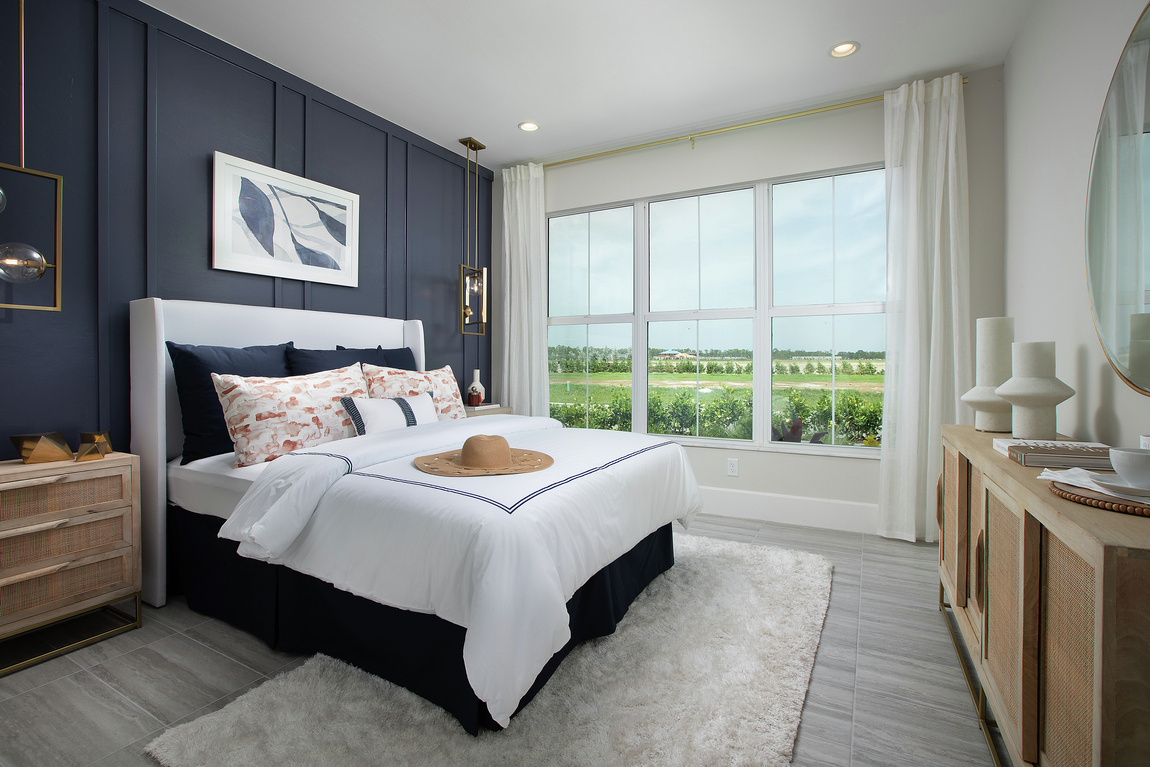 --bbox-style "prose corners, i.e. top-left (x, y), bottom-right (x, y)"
top-left (167, 454), bottom-right (269, 520)
top-left (219, 415), bottom-right (702, 727)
